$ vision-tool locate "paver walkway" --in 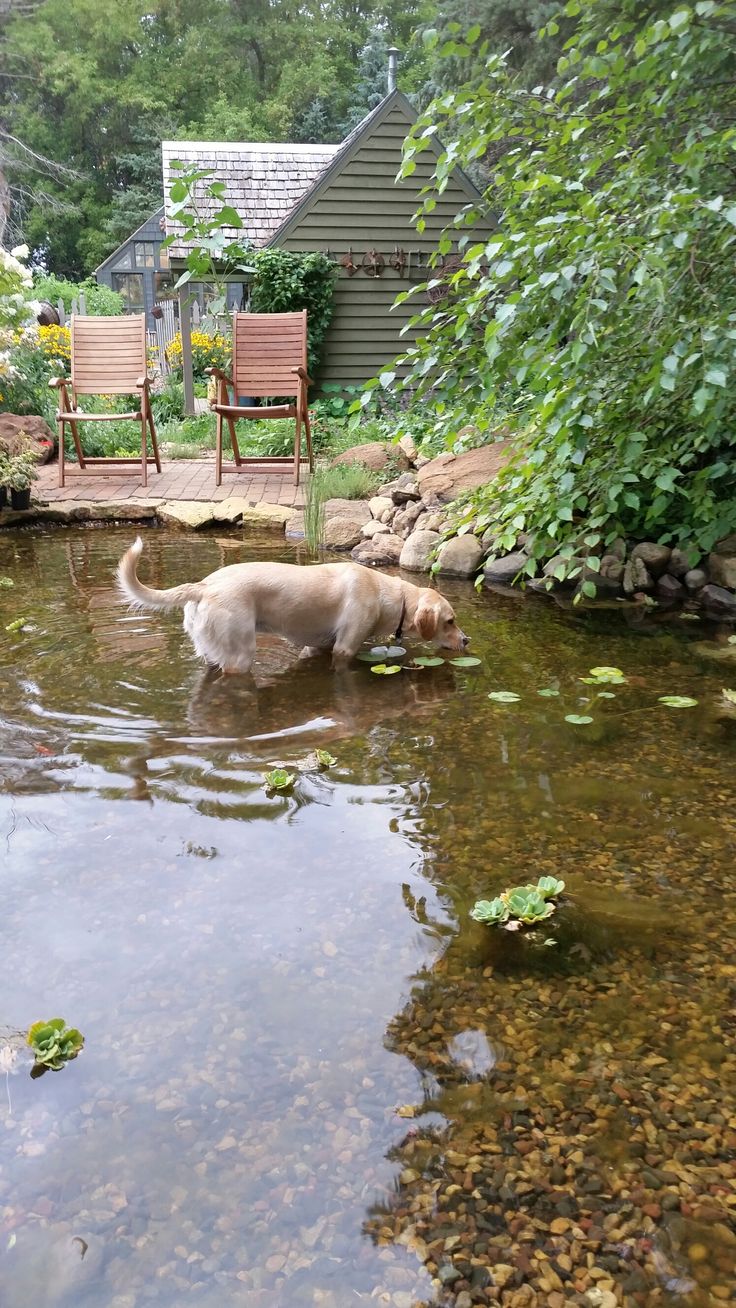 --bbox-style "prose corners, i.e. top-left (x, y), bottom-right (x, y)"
top-left (36, 459), bottom-right (306, 508)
